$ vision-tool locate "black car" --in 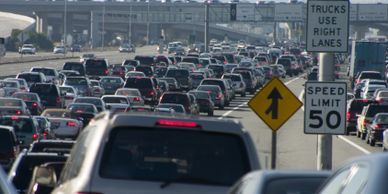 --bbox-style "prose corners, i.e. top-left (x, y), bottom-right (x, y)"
top-left (124, 77), bottom-right (158, 105)
top-left (188, 90), bottom-right (214, 116)
top-left (208, 64), bottom-right (225, 78)
top-left (16, 72), bottom-right (47, 87)
top-left (29, 83), bottom-right (65, 108)
top-left (84, 58), bottom-right (109, 77)
top-left (0, 125), bottom-right (19, 170)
